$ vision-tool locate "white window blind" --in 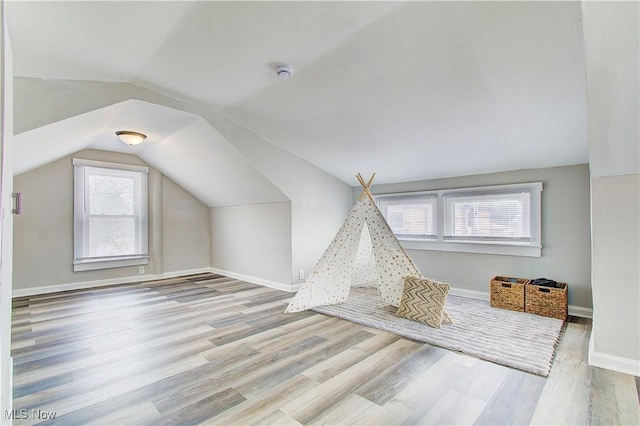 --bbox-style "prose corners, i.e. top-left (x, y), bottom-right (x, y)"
top-left (375, 182), bottom-right (542, 257)
top-left (378, 195), bottom-right (436, 239)
top-left (444, 190), bottom-right (531, 241)
top-left (73, 159), bottom-right (149, 271)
